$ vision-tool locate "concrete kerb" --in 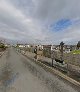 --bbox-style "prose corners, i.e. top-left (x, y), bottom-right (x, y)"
top-left (37, 61), bottom-right (80, 87)
top-left (21, 51), bottom-right (80, 87)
